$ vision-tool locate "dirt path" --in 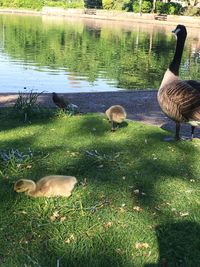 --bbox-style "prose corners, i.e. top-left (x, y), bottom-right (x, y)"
top-left (1, 90), bottom-right (200, 138)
